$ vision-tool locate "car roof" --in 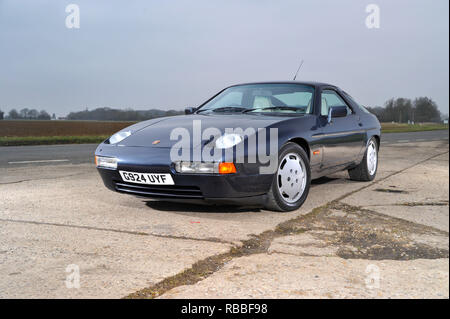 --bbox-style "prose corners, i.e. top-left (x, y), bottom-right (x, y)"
top-left (227, 81), bottom-right (337, 89)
